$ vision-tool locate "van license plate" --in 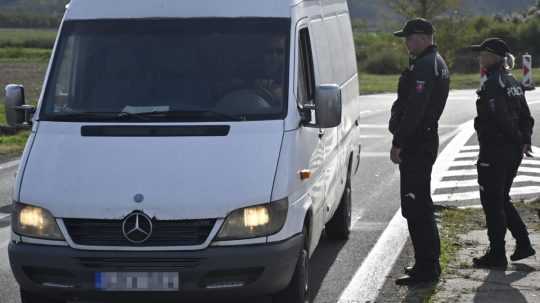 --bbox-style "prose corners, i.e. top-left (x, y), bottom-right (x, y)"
top-left (95, 272), bottom-right (179, 291)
